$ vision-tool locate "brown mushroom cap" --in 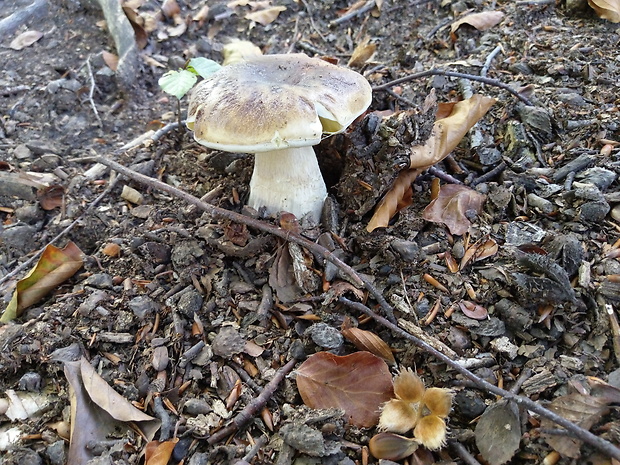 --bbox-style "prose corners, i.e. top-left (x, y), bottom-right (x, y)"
top-left (186, 53), bottom-right (372, 152)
